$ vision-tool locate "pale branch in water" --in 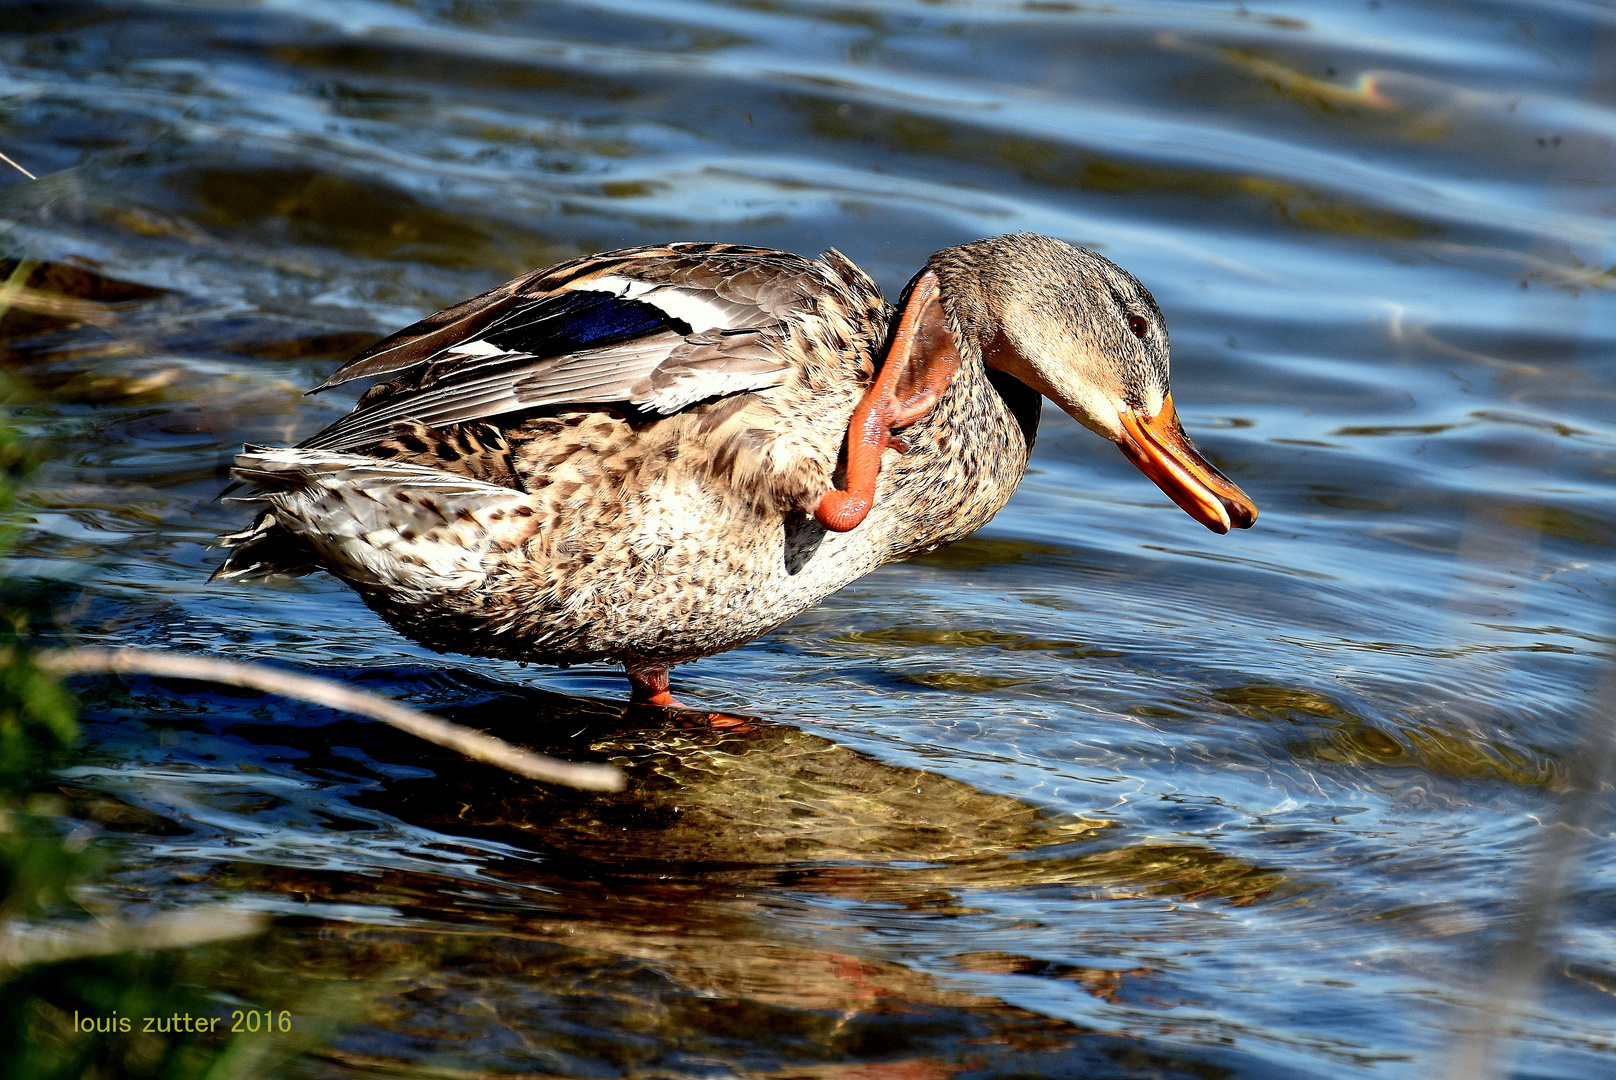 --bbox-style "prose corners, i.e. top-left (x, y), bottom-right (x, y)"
top-left (0, 908), bottom-right (268, 972)
top-left (37, 648), bottom-right (625, 792)
top-left (0, 149), bottom-right (35, 181)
